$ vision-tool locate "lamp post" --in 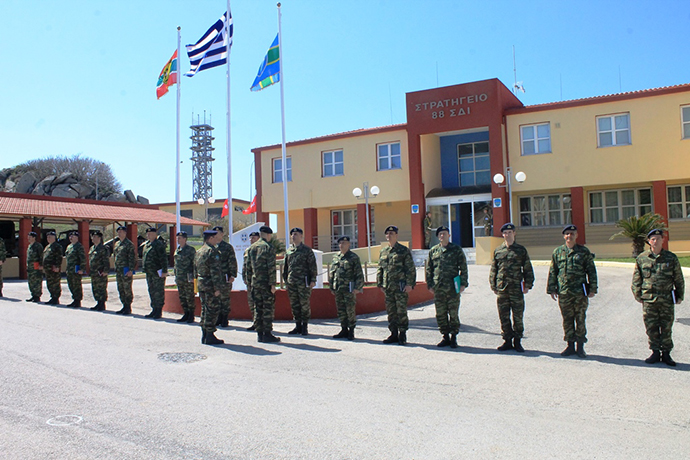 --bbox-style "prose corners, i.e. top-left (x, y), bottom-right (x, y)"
top-left (492, 167), bottom-right (526, 224)
top-left (352, 182), bottom-right (380, 263)
top-left (198, 196), bottom-right (216, 223)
